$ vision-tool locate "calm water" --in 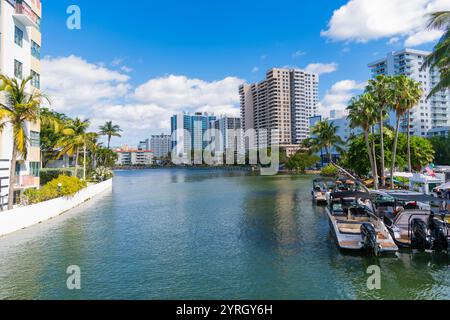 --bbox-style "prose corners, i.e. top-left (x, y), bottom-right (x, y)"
top-left (0, 169), bottom-right (449, 300)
